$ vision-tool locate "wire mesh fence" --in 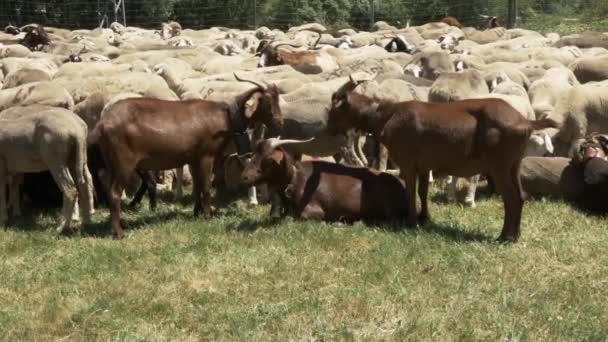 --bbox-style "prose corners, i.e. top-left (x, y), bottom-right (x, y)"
top-left (0, 0), bottom-right (607, 32)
